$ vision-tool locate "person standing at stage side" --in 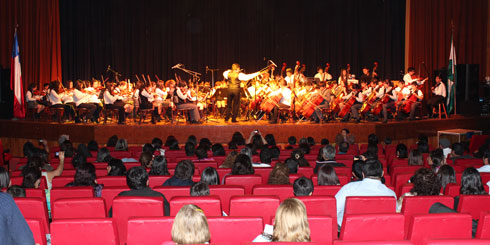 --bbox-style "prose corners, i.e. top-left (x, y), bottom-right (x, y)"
top-left (222, 63), bottom-right (262, 123)
top-left (427, 75), bottom-right (447, 118)
top-left (174, 82), bottom-right (202, 124)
